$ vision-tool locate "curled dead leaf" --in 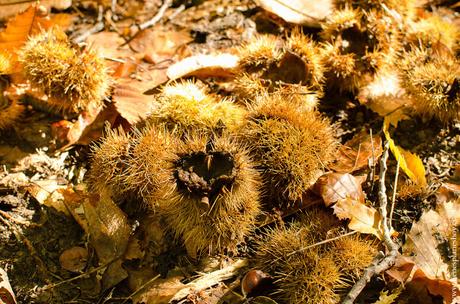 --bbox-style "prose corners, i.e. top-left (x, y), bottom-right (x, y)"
top-left (330, 130), bottom-right (383, 173)
top-left (0, 267), bottom-right (17, 304)
top-left (257, 0), bottom-right (332, 27)
top-left (132, 276), bottom-right (185, 304)
top-left (112, 80), bottom-right (155, 125)
top-left (314, 173), bottom-right (365, 206)
top-left (59, 246), bottom-right (88, 272)
top-left (167, 54), bottom-right (239, 80)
